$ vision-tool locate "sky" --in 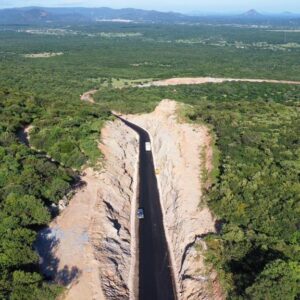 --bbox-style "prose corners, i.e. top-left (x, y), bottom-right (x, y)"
top-left (0, 0), bottom-right (300, 13)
